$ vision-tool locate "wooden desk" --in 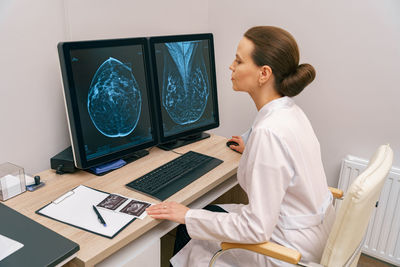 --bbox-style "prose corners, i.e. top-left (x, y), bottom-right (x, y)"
top-left (4, 135), bottom-right (240, 266)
